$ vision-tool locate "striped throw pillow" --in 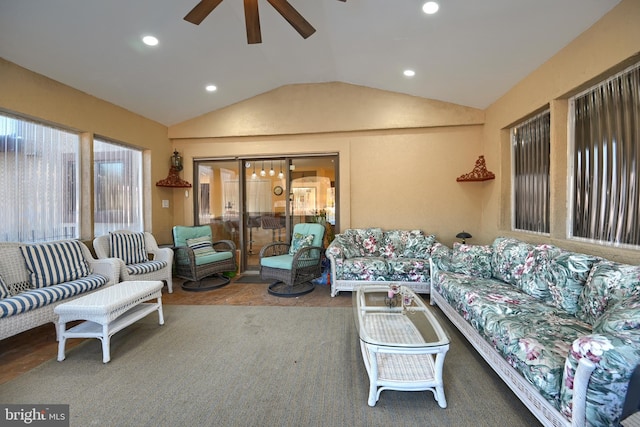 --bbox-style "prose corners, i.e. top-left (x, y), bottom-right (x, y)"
top-left (20, 241), bottom-right (90, 288)
top-left (186, 236), bottom-right (216, 258)
top-left (110, 232), bottom-right (148, 265)
top-left (0, 275), bottom-right (9, 299)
